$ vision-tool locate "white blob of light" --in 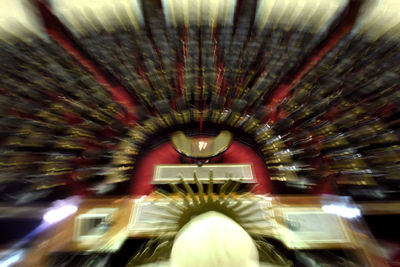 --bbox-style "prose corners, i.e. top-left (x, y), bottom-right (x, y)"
top-left (43, 204), bottom-right (78, 224)
top-left (256, 194), bottom-right (273, 201)
top-left (322, 204), bottom-right (361, 219)
top-left (0, 250), bottom-right (24, 267)
top-left (134, 195), bottom-right (148, 203)
top-left (198, 141), bottom-right (207, 151)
